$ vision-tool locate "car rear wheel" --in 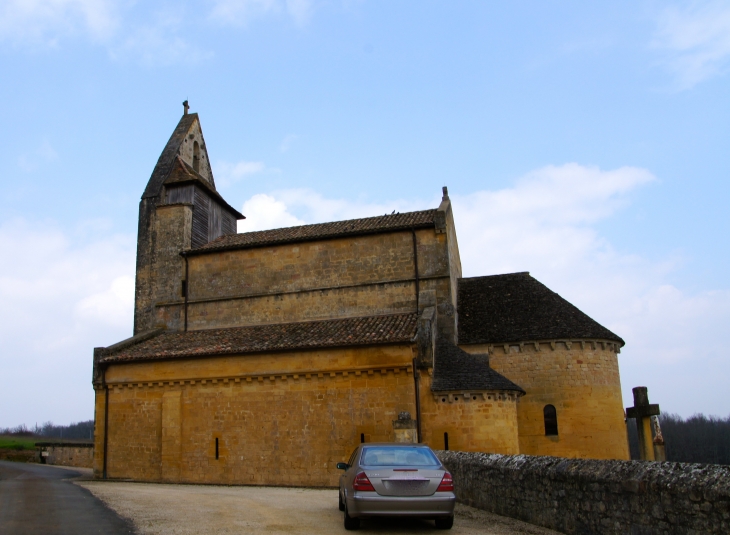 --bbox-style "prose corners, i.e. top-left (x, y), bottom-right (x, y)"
top-left (343, 506), bottom-right (360, 530)
top-left (435, 515), bottom-right (454, 530)
top-left (338, 491), bottom-right (345, 511)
